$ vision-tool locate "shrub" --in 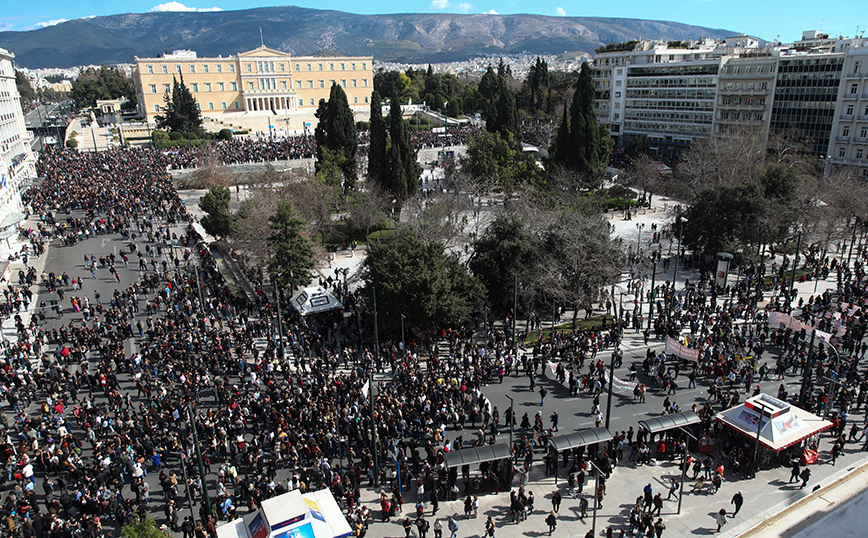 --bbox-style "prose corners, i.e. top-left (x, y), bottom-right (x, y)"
top-left (217, 128), bottom-right (233, 140)
top-left (65, 139), bottom-right (78, 148)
